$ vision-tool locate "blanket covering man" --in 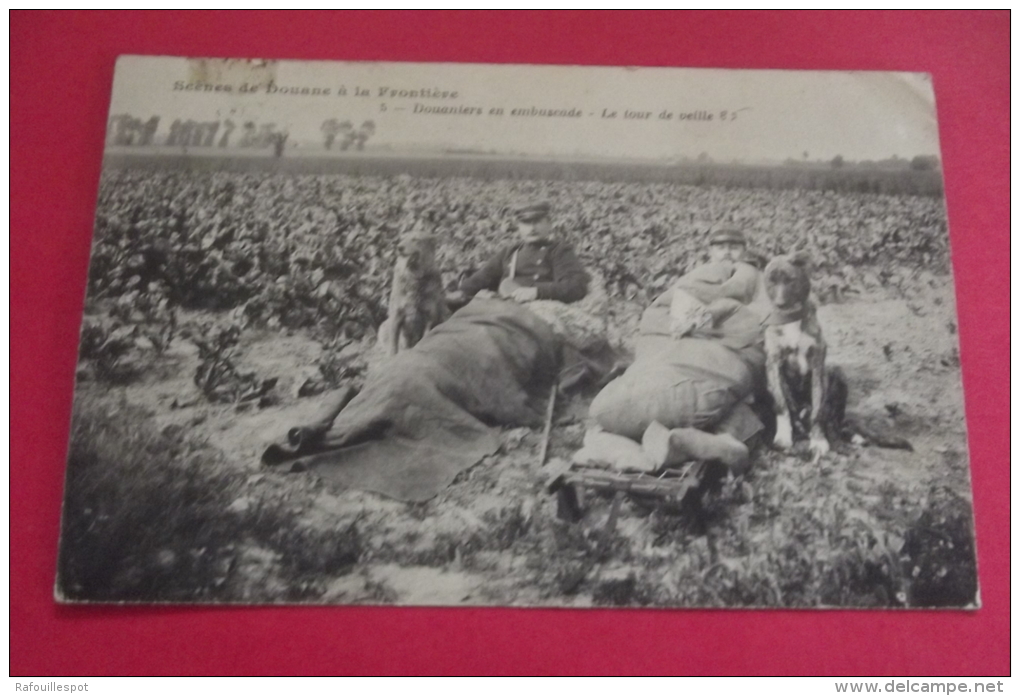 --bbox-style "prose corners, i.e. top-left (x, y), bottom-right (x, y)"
top-left (262, 298), bottom-right (561, 502)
